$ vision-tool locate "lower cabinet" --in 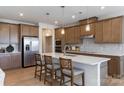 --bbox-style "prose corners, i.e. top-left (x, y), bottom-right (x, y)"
top-left (108, 57), bottom-right (120, 77)
top-left (0, 53), bottom-right (21, 70)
